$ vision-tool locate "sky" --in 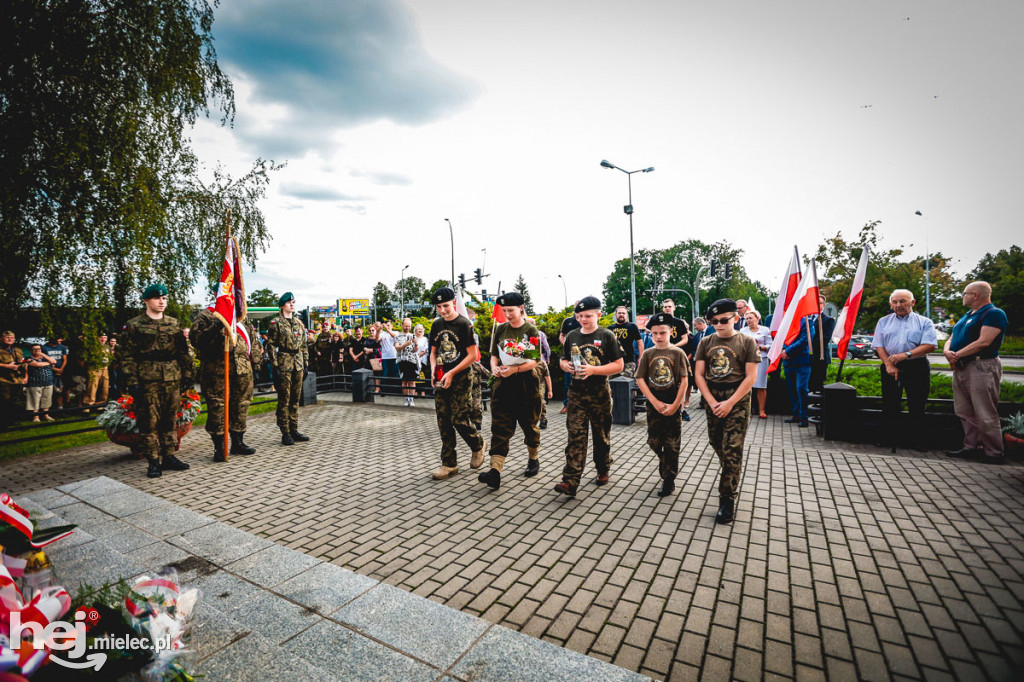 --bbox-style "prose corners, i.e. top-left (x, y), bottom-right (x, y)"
top-left (189, 0), bottom-right (1024, 313)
